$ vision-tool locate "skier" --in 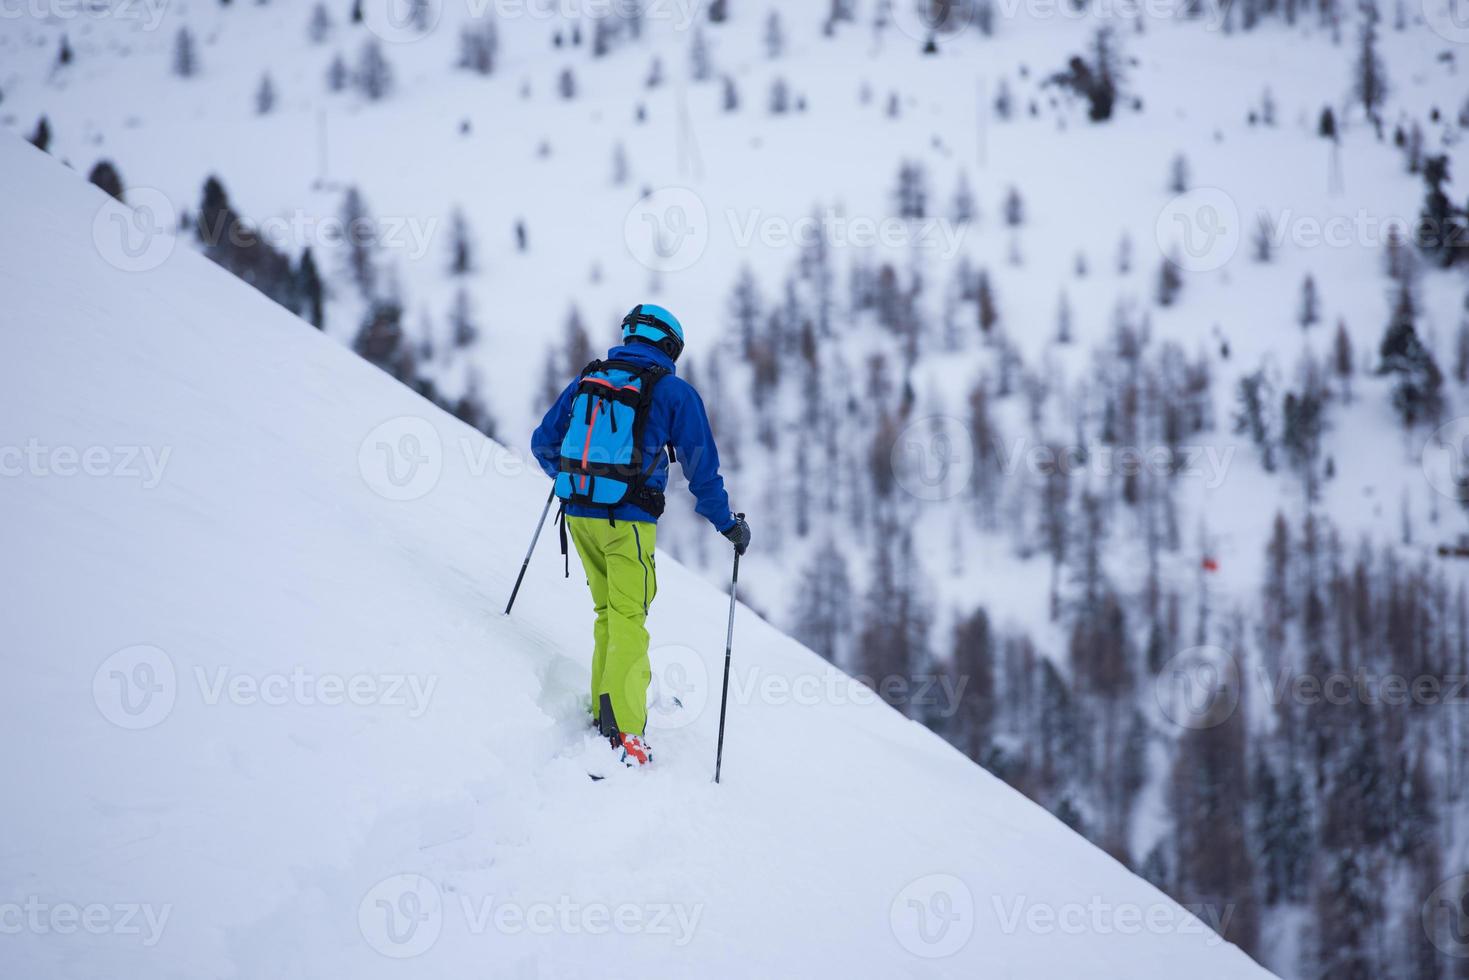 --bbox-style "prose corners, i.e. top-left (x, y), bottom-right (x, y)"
top-left (532, 304), bottom-right (751, 767)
